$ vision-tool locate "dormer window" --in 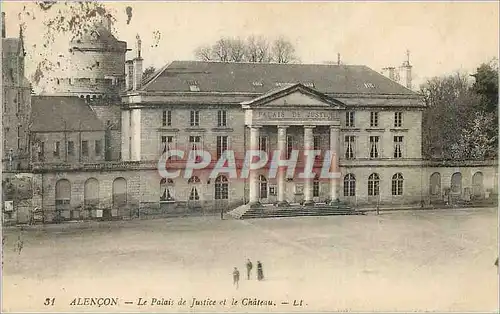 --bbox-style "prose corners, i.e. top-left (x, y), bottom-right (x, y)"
top-left (187, 80), bottom-right (200, 92)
